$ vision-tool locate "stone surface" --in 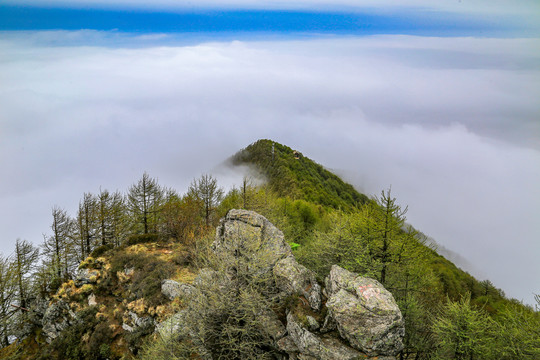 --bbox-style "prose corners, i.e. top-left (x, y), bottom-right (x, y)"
top-left (286, 312), bottom-right (364, 360)
top-left (212, 209), bottom-right (292, 272)
top-left (325, 265), bottom-right (404, 356)
top-left (74, 268), bottom-right (100, 287)
top-left (305, 315), bottom-right (320, 332)
top-left (274, 255), bottom-right (322, 311)
top-left (42, 300), bottom-right (77, 343)
top-left (156, 311), bottom-right (188, 339)
top-left (122, 311), bottom-right (154, 333)
top-left (161, 279), bottom-right (195, 300)
top-left (257, 308), bottom-right (287, 342)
